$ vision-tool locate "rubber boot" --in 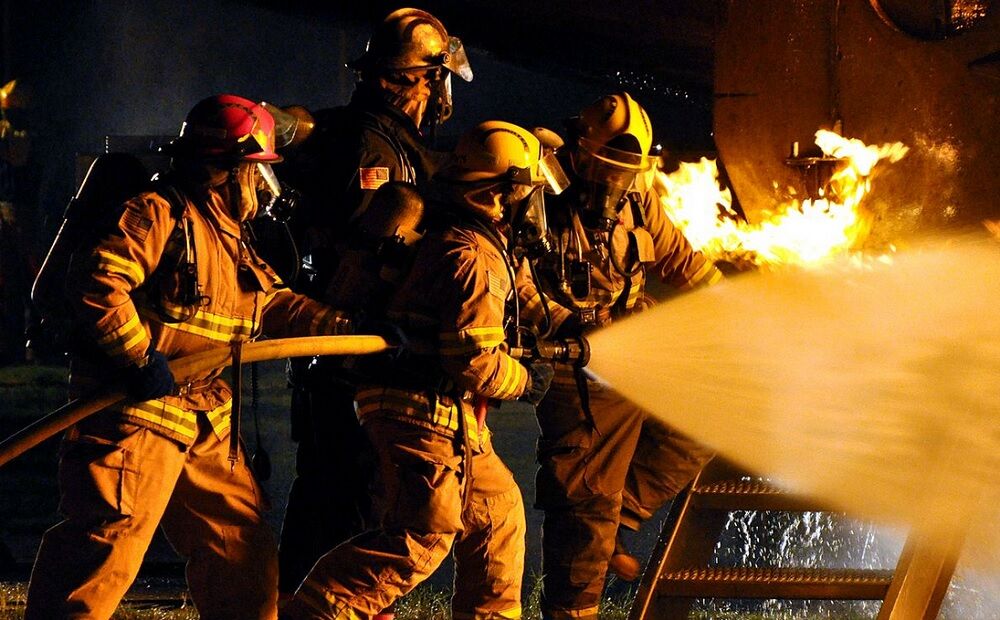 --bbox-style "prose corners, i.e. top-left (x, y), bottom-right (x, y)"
top-left (607, 530), bottom-right (641, 581)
